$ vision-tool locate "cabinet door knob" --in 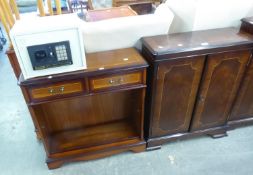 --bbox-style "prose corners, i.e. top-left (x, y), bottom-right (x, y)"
top-left (199, 96), bottom-right (205, 102)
